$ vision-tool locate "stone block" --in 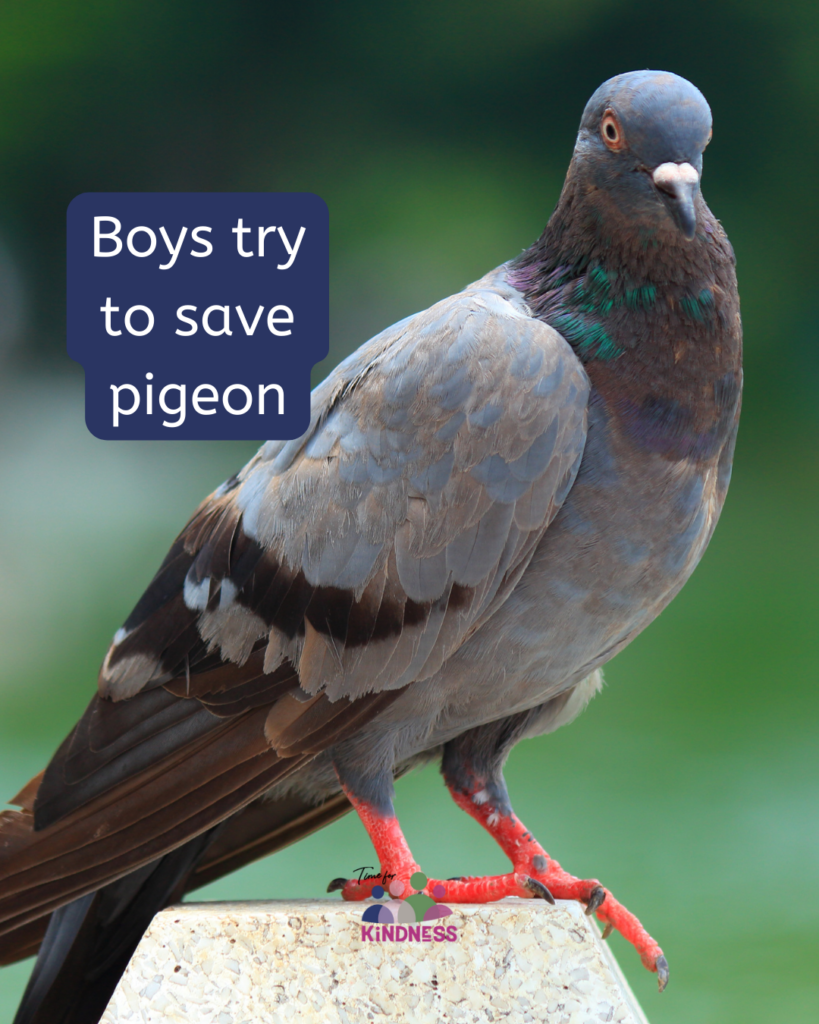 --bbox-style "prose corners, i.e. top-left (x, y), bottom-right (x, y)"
top-left (101, 898), bottom-right (649, 1023)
